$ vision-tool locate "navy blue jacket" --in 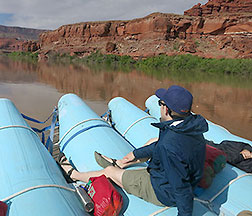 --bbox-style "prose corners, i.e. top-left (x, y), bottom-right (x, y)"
top-left (133, 114), bottom-right (208, 216)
